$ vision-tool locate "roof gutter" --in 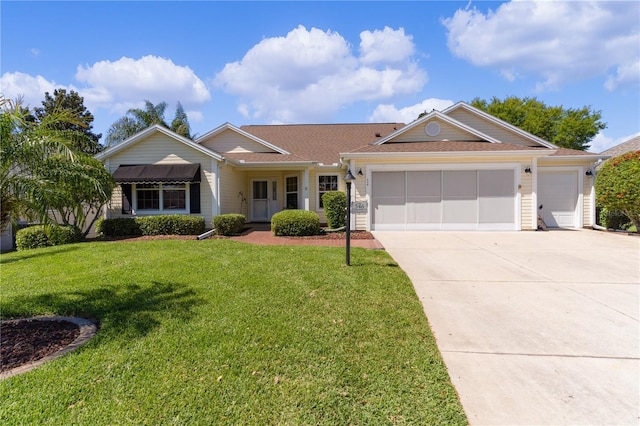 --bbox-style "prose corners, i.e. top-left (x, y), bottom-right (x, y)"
top-left (340, 149), bottom-right (556, 160)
